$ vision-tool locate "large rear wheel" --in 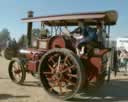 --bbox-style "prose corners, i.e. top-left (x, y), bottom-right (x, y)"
top-left (39, 48), bottom-right (86, 100)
